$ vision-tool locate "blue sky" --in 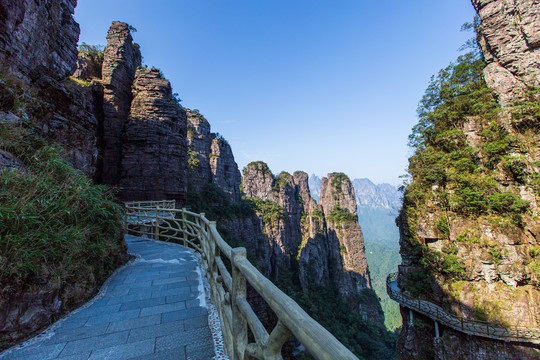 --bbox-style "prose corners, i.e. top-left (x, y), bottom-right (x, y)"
top-left (75, 0), bottom-right (476, 186)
